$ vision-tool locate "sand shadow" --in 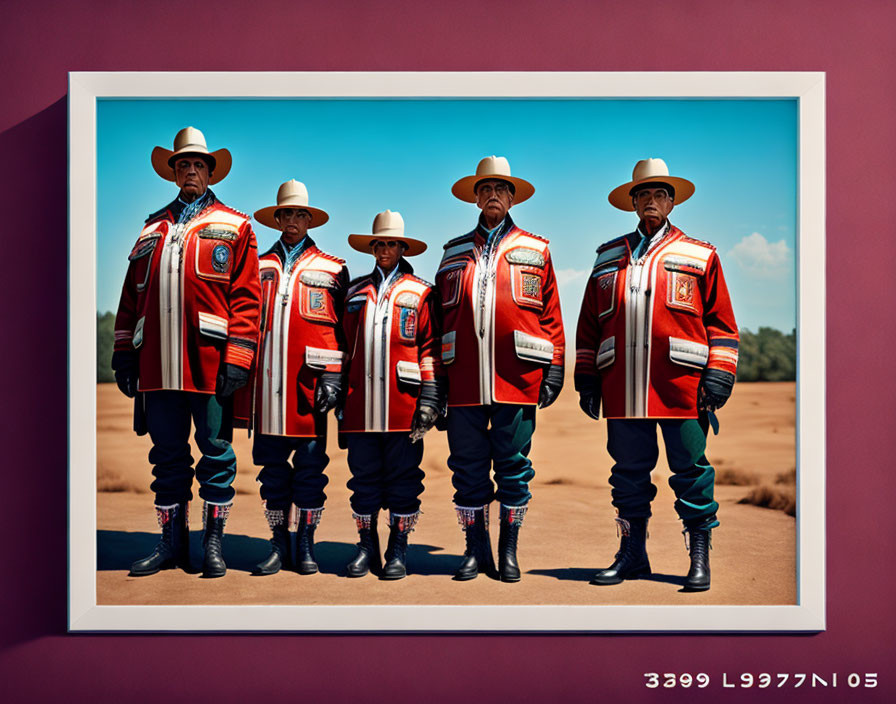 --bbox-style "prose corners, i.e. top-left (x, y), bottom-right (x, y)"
top-left (97, 531), bottom-right (462, 577)
top-left (528, 567), bottom-right (687, 587)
